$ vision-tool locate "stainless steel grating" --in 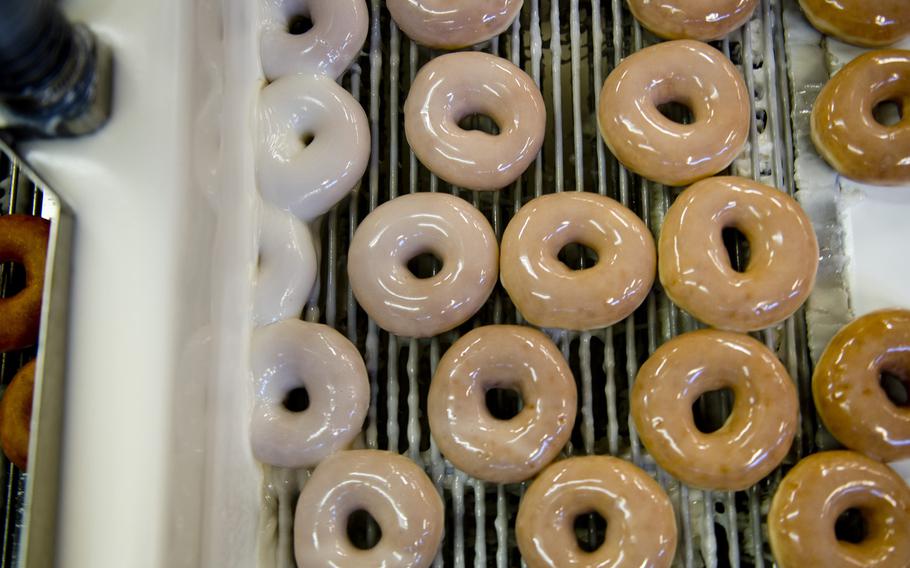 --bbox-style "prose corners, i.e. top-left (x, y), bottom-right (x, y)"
top-left (265, 1), bottom-right (819, 566)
